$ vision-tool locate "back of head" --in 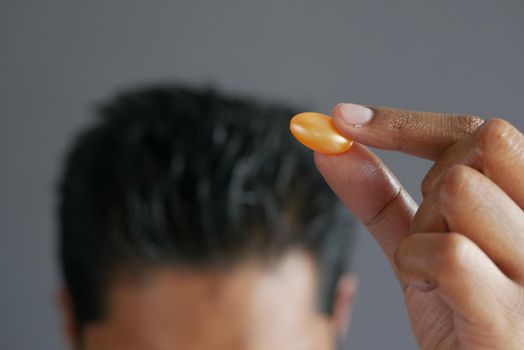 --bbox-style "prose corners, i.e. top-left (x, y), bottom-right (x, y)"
top-left (58, 85), bottom-right (355, 348)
